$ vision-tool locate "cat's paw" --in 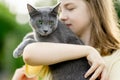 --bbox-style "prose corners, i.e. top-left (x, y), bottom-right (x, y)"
top-left (13, 48), bottom-right (23, 58)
